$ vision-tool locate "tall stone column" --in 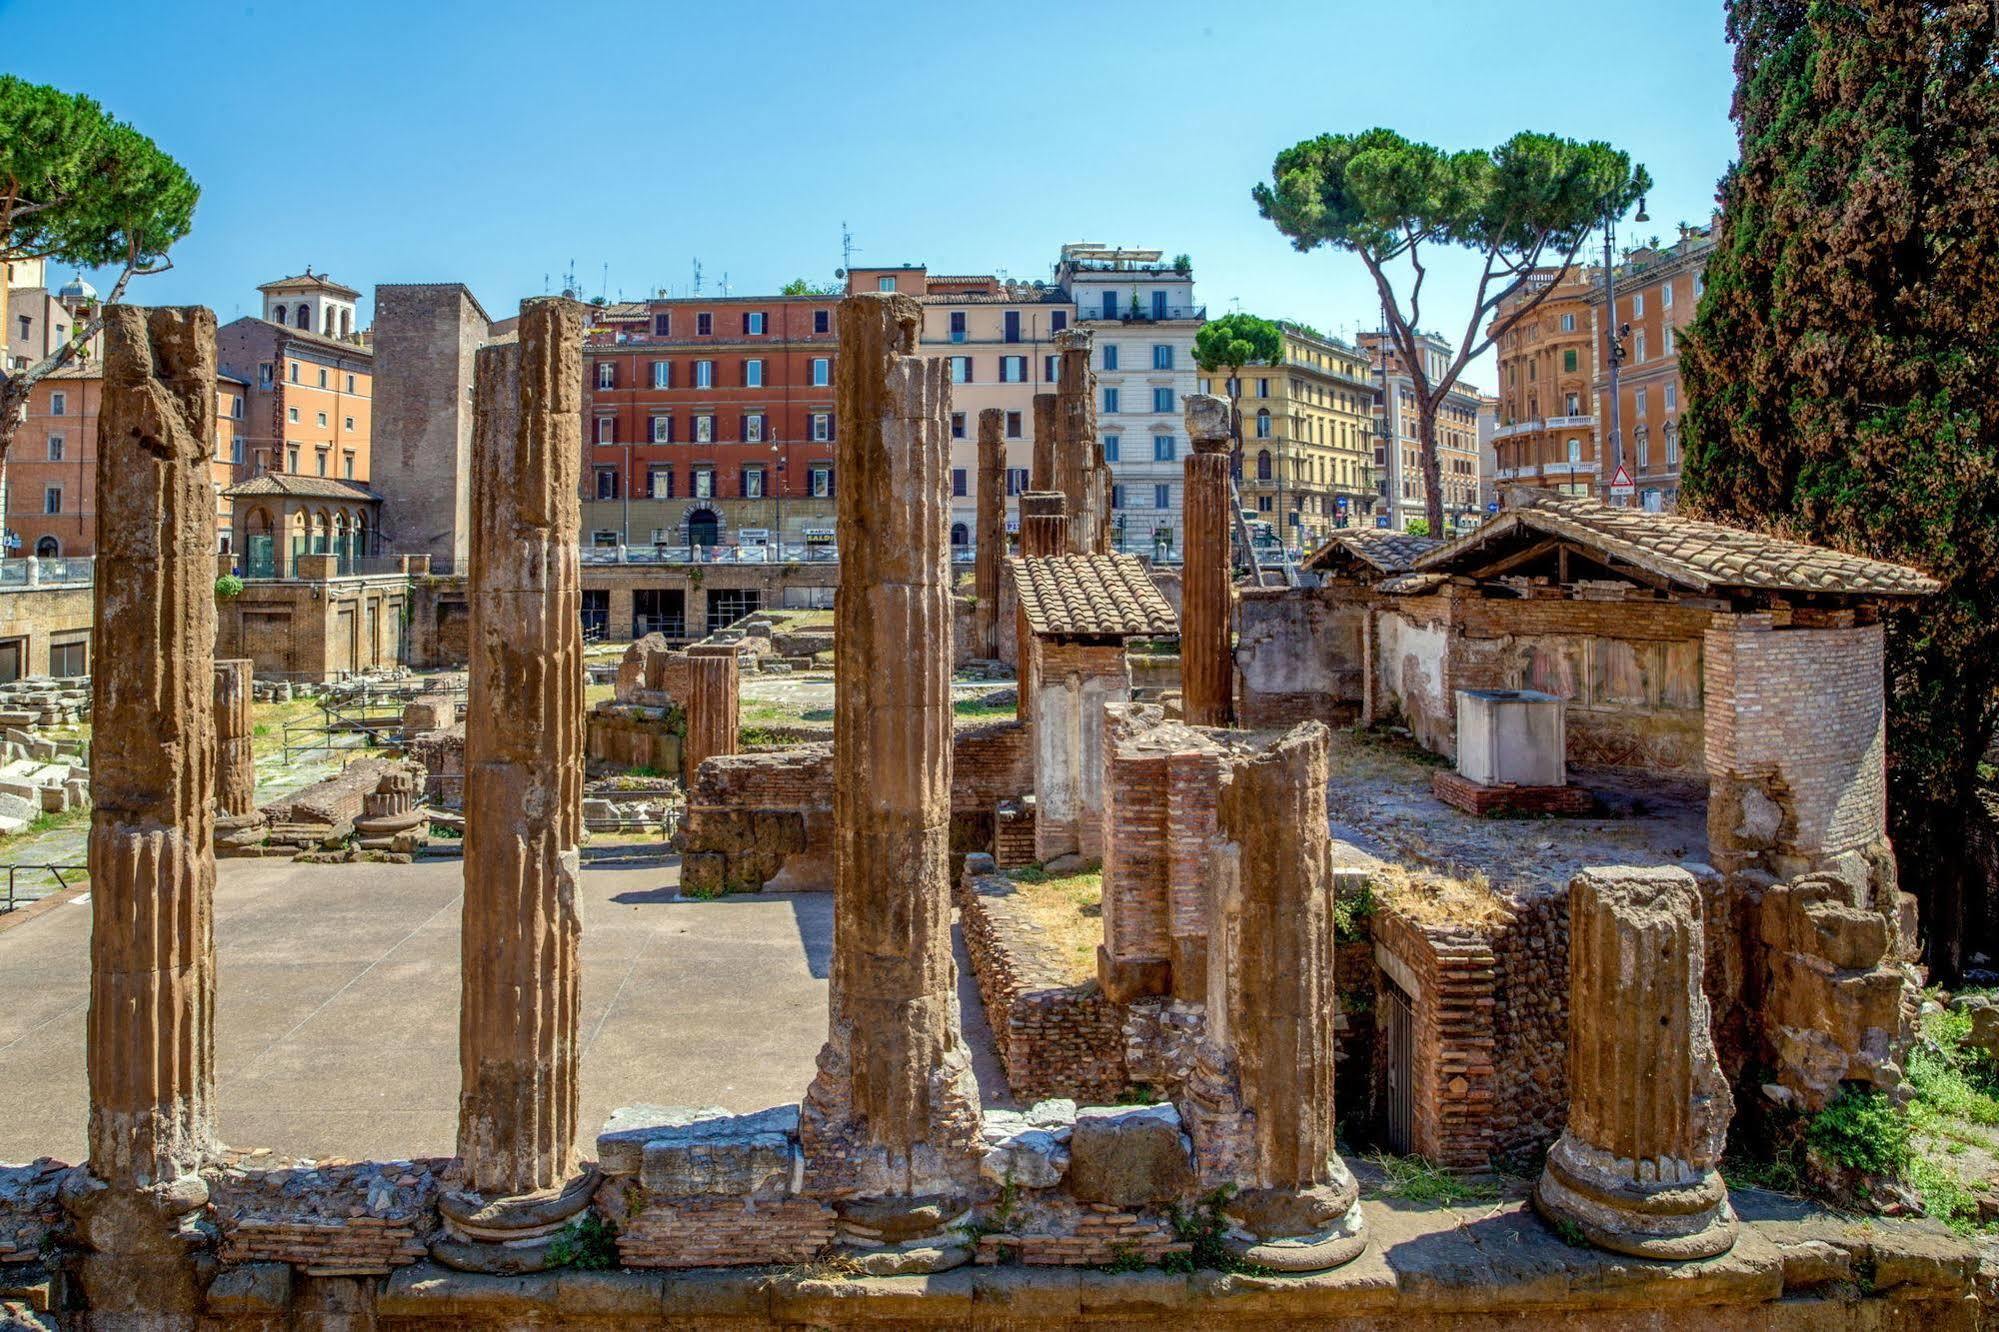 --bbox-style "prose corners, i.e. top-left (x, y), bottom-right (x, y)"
top-left (1182, 394), bottom-right (1235, 727)
top-left (1053, 330), bottom-right (1098, 555)
top-left (439, 297), bottom-right (594, 1271)
top-left (683, 652), bottom-right (740, 778)
top-left (1534, 865), bottom-right (1736, 1259)
top-left (1017, 491), bottom-right (1068, 559)
top-left (1184, 723), bottom-right (1366, 1272)
top-left (801, 293), bottom-right (981, 1273)
top-left (214, 658), bottom-right (268, 854)
top-left (1030, 392), bottom-right (1057, 492)
top-left (974, 408), bottom-right (1006, 659)
top-left (62, 306), bottom-right (219, 1318)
